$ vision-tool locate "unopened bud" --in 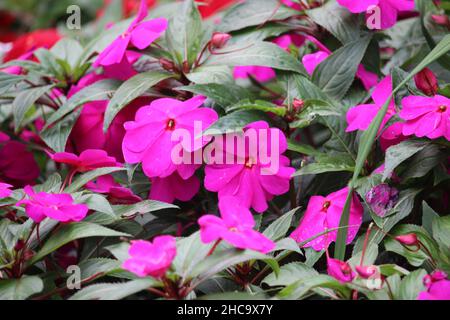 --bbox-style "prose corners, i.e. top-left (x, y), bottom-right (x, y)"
top-left (211, 32), bottom-right (231, 49)
top-left (182, 61), bottom-right (190, 74)
top-left (395, 233), bottom-right (419, 246)
top-left (431, 14), bottom-right (450, 29)
top-left (14, 239), bottom-right (25, 251)
top-left (292, 98), bottom-right (304, 112)
top-left (414, 68), bottom-right (438, 96)
top-left (355, 265), bottom-right (378, 279)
